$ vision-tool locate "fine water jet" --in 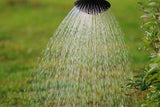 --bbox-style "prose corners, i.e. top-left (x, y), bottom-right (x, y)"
top-left (27, 0), bottom-right (137, 106)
